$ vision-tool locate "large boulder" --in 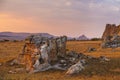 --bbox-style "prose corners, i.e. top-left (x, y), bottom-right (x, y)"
top-left (9, 35), bottom-right (67, 72)
top-left (102, 24), bottom-right (120, 48)
top-left (66, 60), bottom-right (86, 75)
top-left (102, 24), bottom-right (120, 41)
